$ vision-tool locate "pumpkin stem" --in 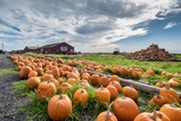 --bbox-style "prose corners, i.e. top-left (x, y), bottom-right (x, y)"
top-left (47, 80), bottom-right (53, 83)
top-left (105, 101), bottom-right (114, 120)
top-left (156, 94), bottom-right (161, 98)
top-left (59, 94), bottom-right (63, 99)
top-left (80, 89), bottom-right (84, 94)
top-left (151, 110), bottom-right (157, 120)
